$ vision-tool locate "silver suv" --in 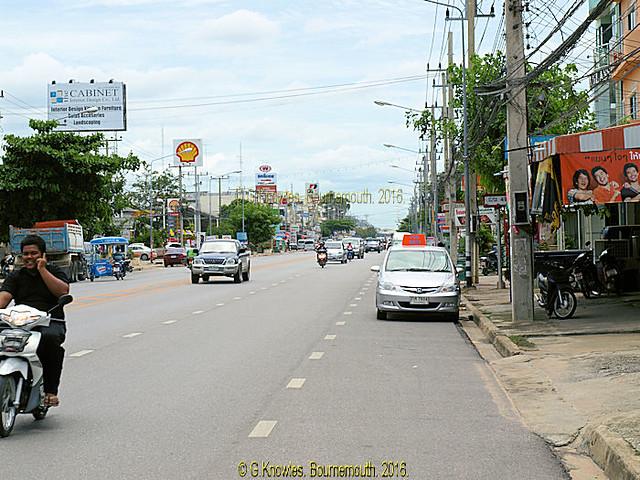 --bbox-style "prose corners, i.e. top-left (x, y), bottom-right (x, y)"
top-left (190, 240), bottom-right (250, 284)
